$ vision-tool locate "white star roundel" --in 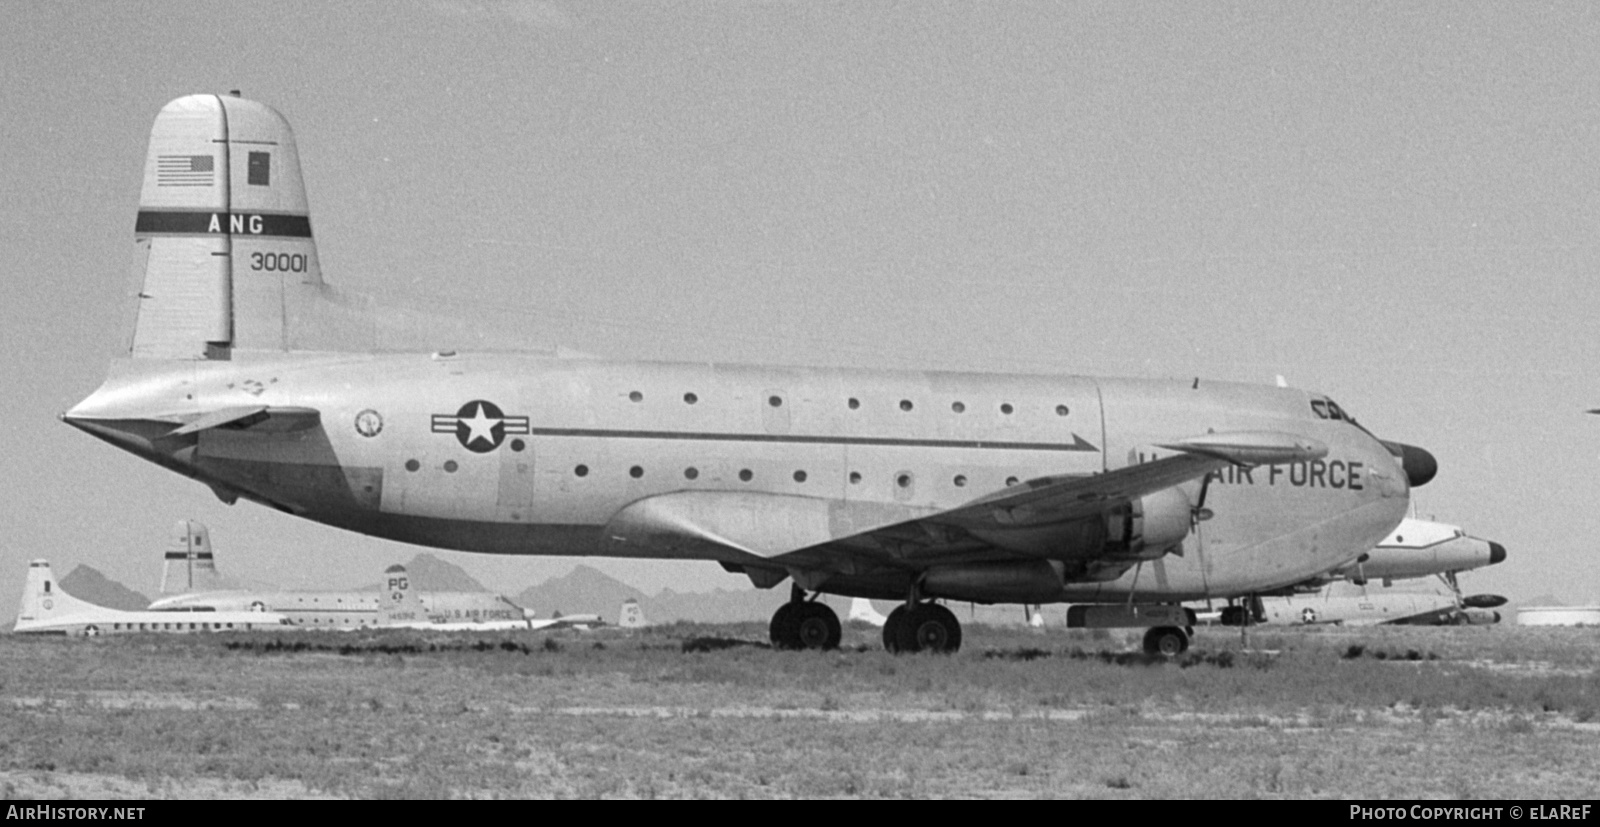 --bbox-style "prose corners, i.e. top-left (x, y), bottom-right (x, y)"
top-left (430, 400), bottom-right (530, 453)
